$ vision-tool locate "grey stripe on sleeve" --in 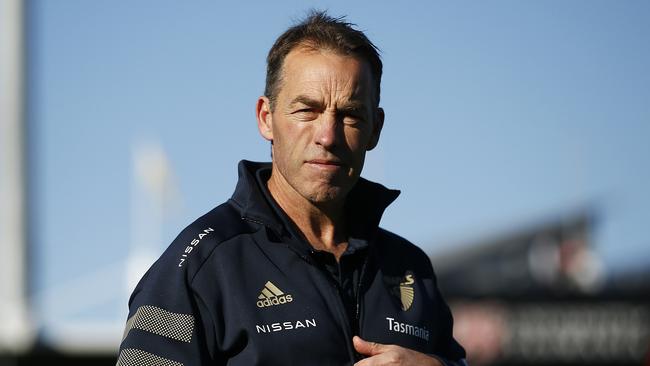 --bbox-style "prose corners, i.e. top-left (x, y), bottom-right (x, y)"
top-left (116, 348), bottom-right (183, 366)
top-left (121, 305), bottom-right (194, 343)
